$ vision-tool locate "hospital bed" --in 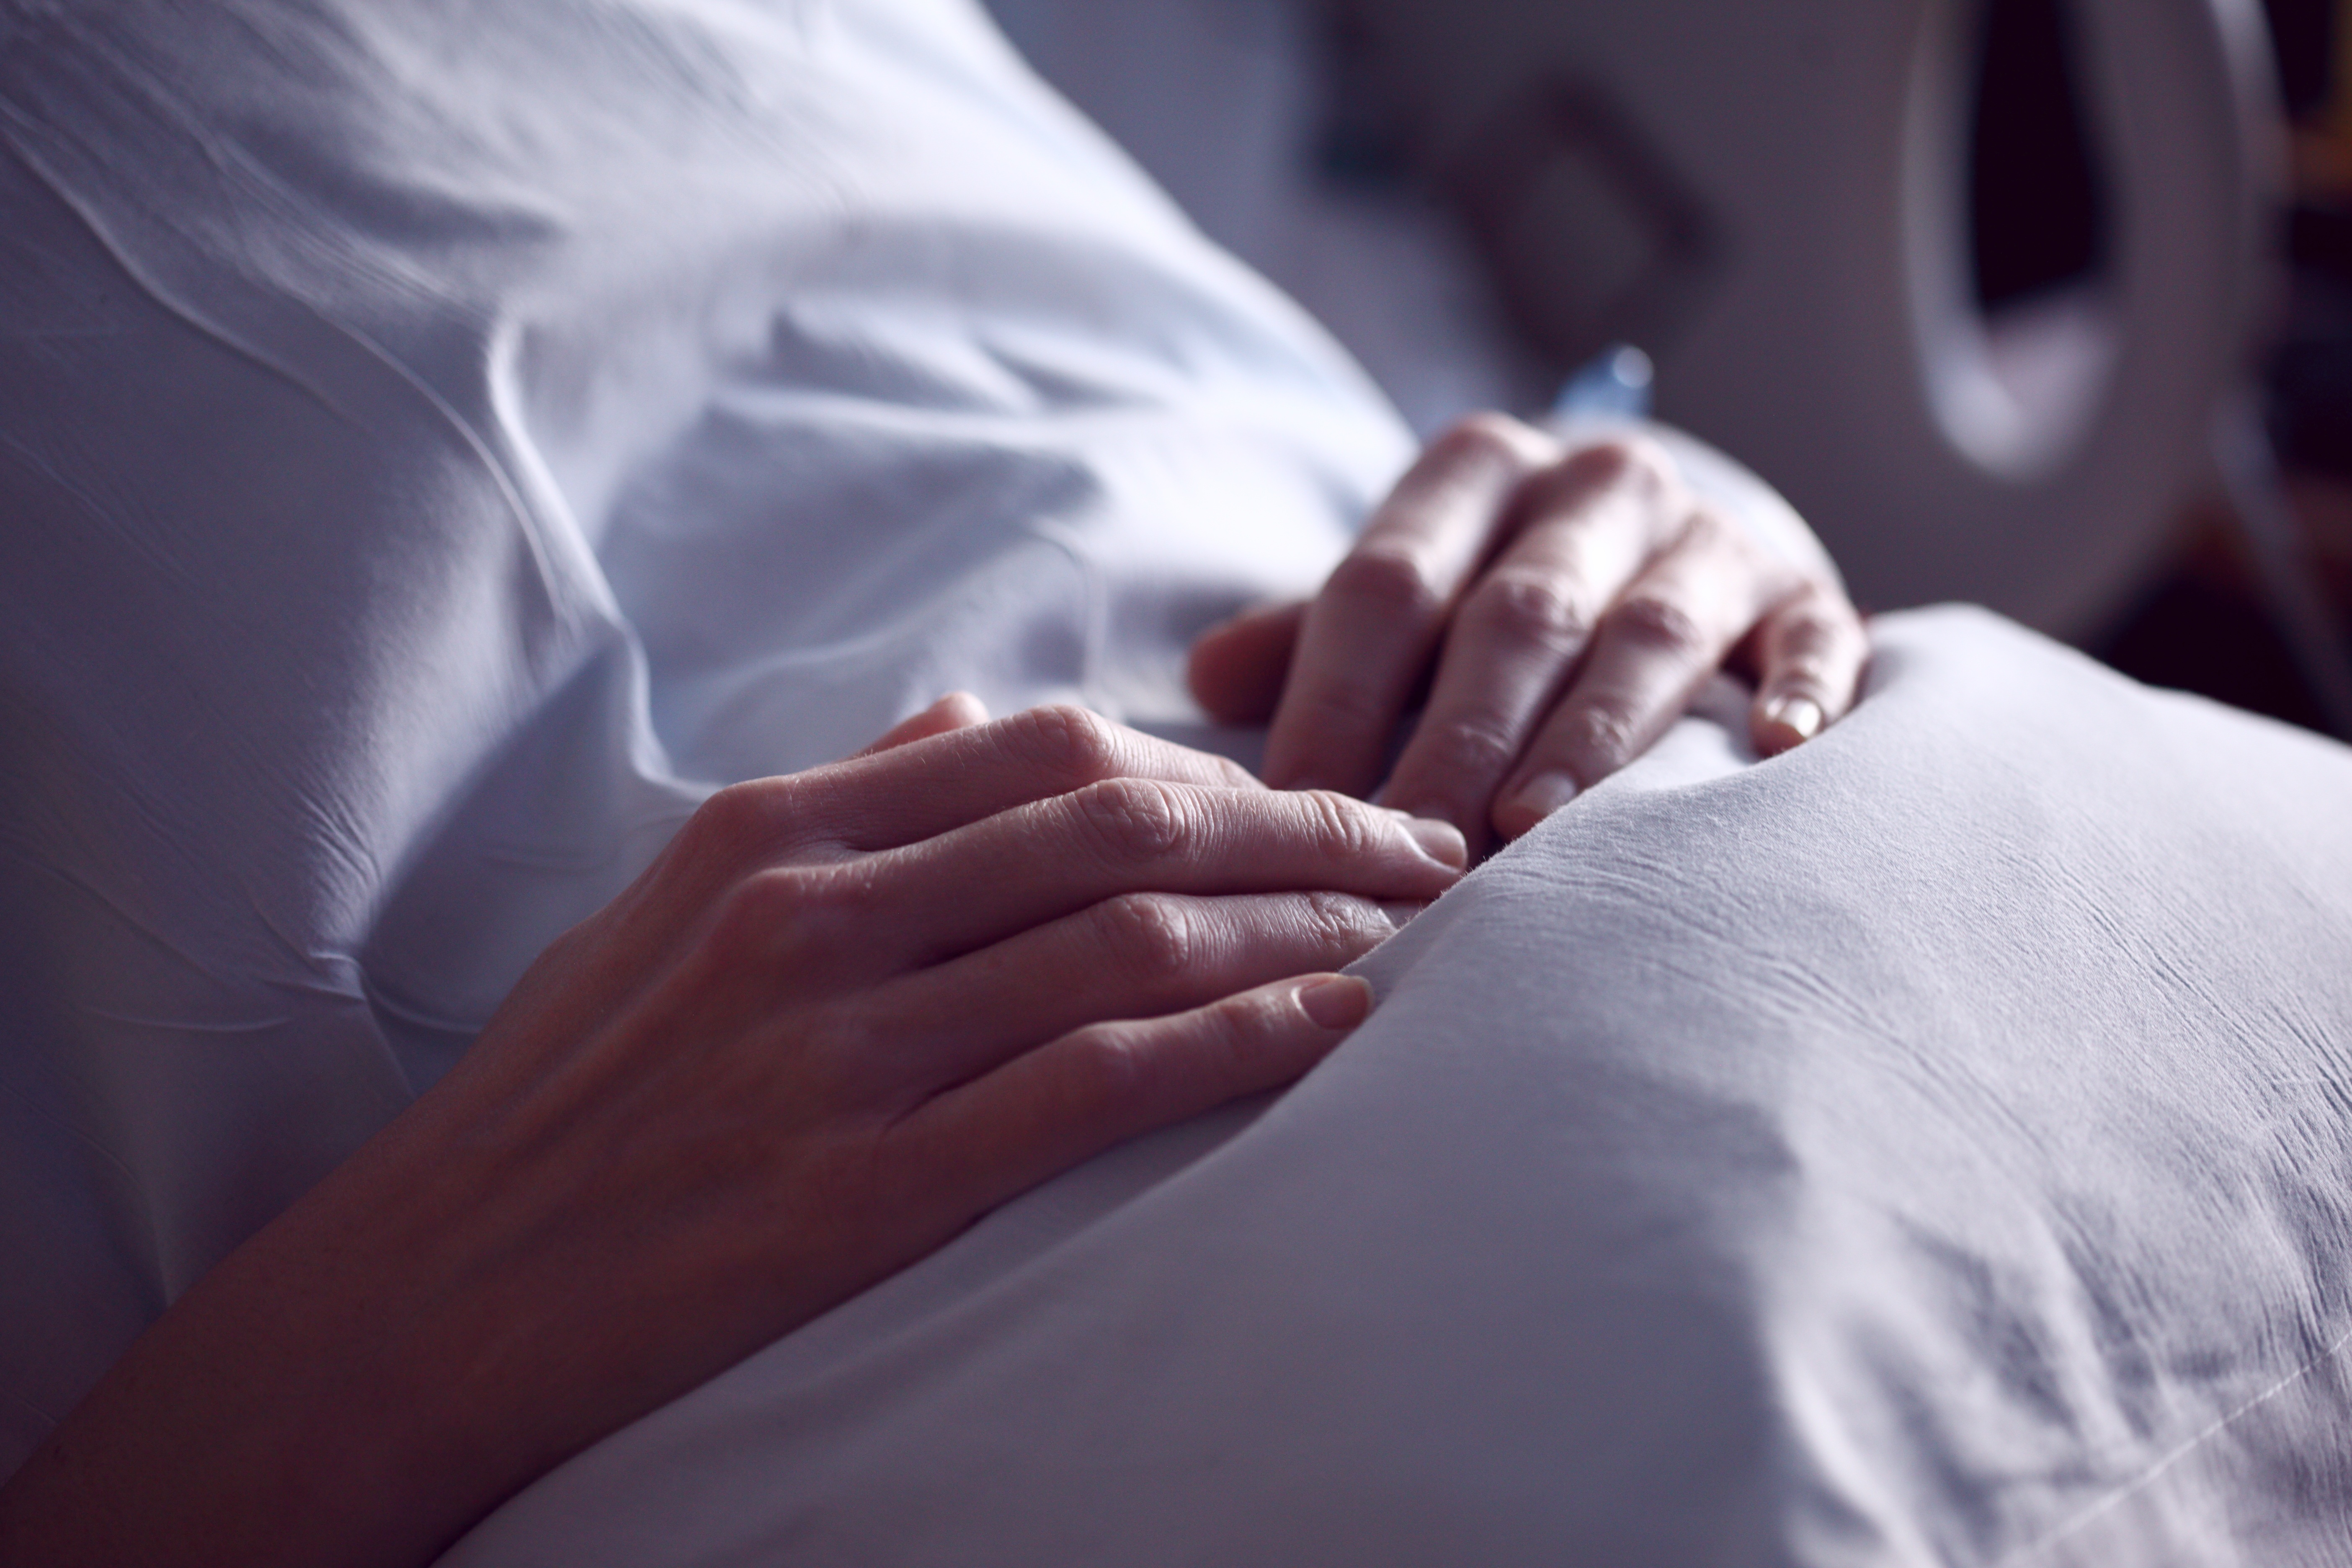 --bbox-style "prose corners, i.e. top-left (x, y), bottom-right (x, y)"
top-left (995, 0), bottom-right (2352, 730)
